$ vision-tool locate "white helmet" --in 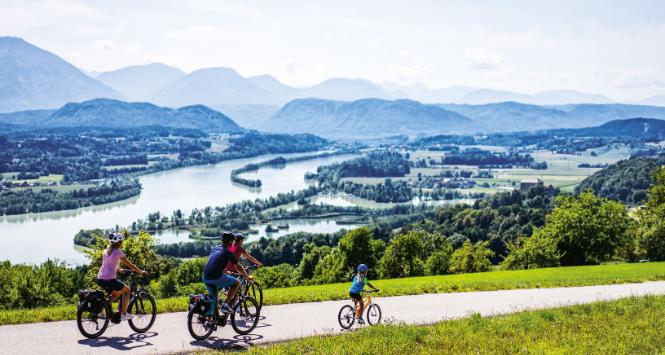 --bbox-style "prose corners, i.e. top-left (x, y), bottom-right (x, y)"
top-left (108, 232), bottom-right (125, 243)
